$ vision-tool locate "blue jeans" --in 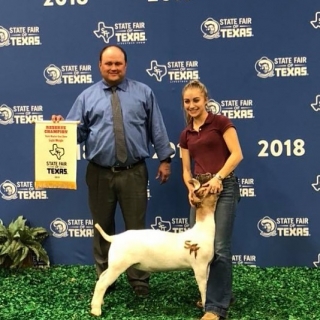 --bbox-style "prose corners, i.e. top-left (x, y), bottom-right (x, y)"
top-left (190, 175), bottom-right (240, 319)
